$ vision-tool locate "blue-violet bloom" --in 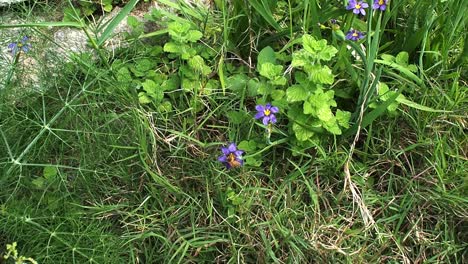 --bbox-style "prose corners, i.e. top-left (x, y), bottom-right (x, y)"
top-left (346, 29), bottom-right (365, 41)
top-left (8, 36), bottom-right (31, 56)
top-left (372, 0), bottom-right (388, 11)
top-left (346, 0), bottom-right (369, 16)
top-left (218, 143), bottom-right (244, 169)
top-left (255, 103), bottom-right (279, 125)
